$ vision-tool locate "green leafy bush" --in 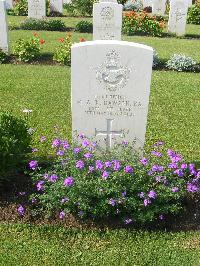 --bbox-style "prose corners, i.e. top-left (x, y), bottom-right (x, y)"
top-left (13, 33), bottom-right (45, 62)
top-left (166, 54), bottom-right (198, 72)
top-left (14, 0), bottom-right (28, 16)
top-left (0, 112), bottom-right (31, 185)
top-left (20, 18), bottom-right (66, 31)
top-left (0, 49), bottom-right (8, 64)
top-left (123, 11), bottom-right (165, 37)
top-left (27, 134), bottom-right (200, 225)
top-left (70, 0), bottom-right (95, 16)
top-left (75, 20), bottom-right (93, 33)
top-left (187, 4), bottom-right (200, 25)
top-left (53, 34), bottom-right (72, 66)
